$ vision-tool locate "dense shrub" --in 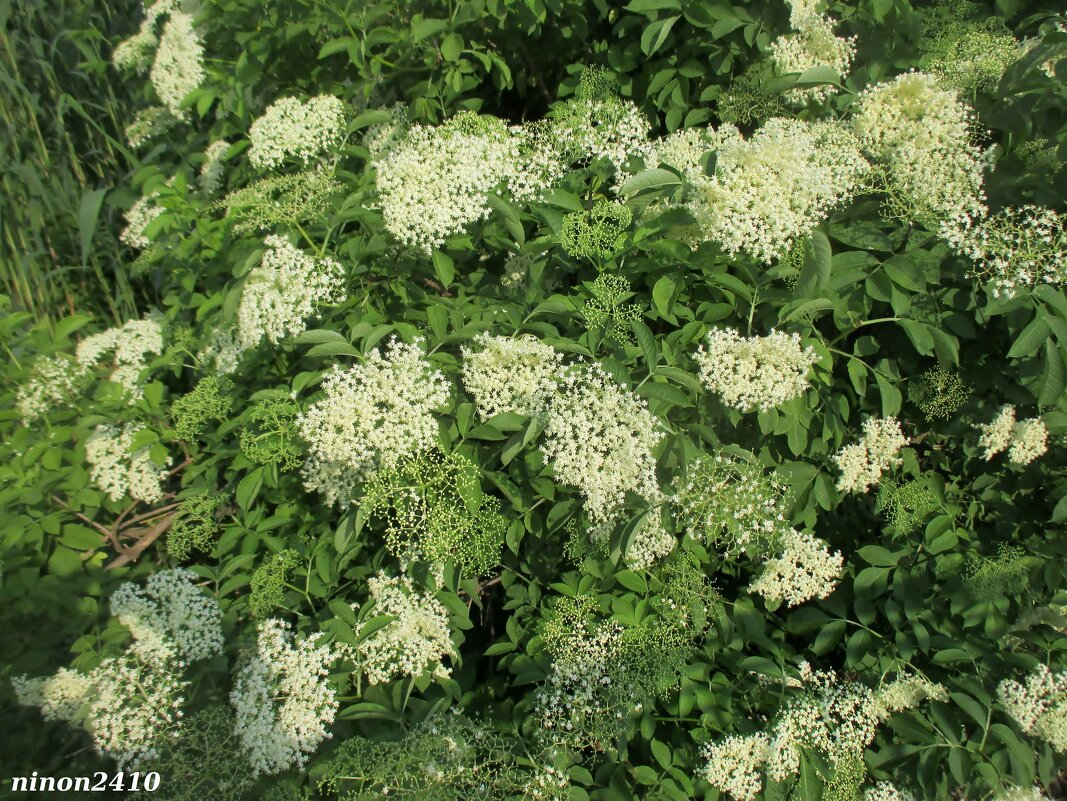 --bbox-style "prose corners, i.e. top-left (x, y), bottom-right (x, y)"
top-left (2, 0), bottom-right (1067, 799)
